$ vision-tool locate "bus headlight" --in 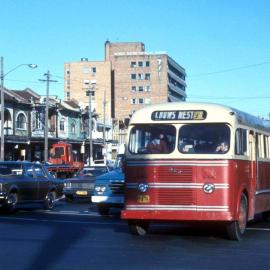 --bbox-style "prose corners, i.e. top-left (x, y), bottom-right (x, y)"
top-left (203, 183), bottom-right (215, 194)
top-left (94, 185), bottom-right (106, 195)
